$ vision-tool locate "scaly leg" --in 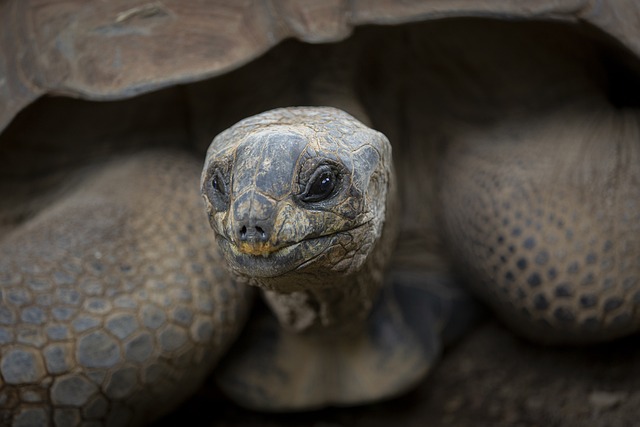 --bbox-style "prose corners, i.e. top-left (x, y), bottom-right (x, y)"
top-left (0, 150), bottom-right (252, 425)
top-left (440, 107), bottom-right (640, 343)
